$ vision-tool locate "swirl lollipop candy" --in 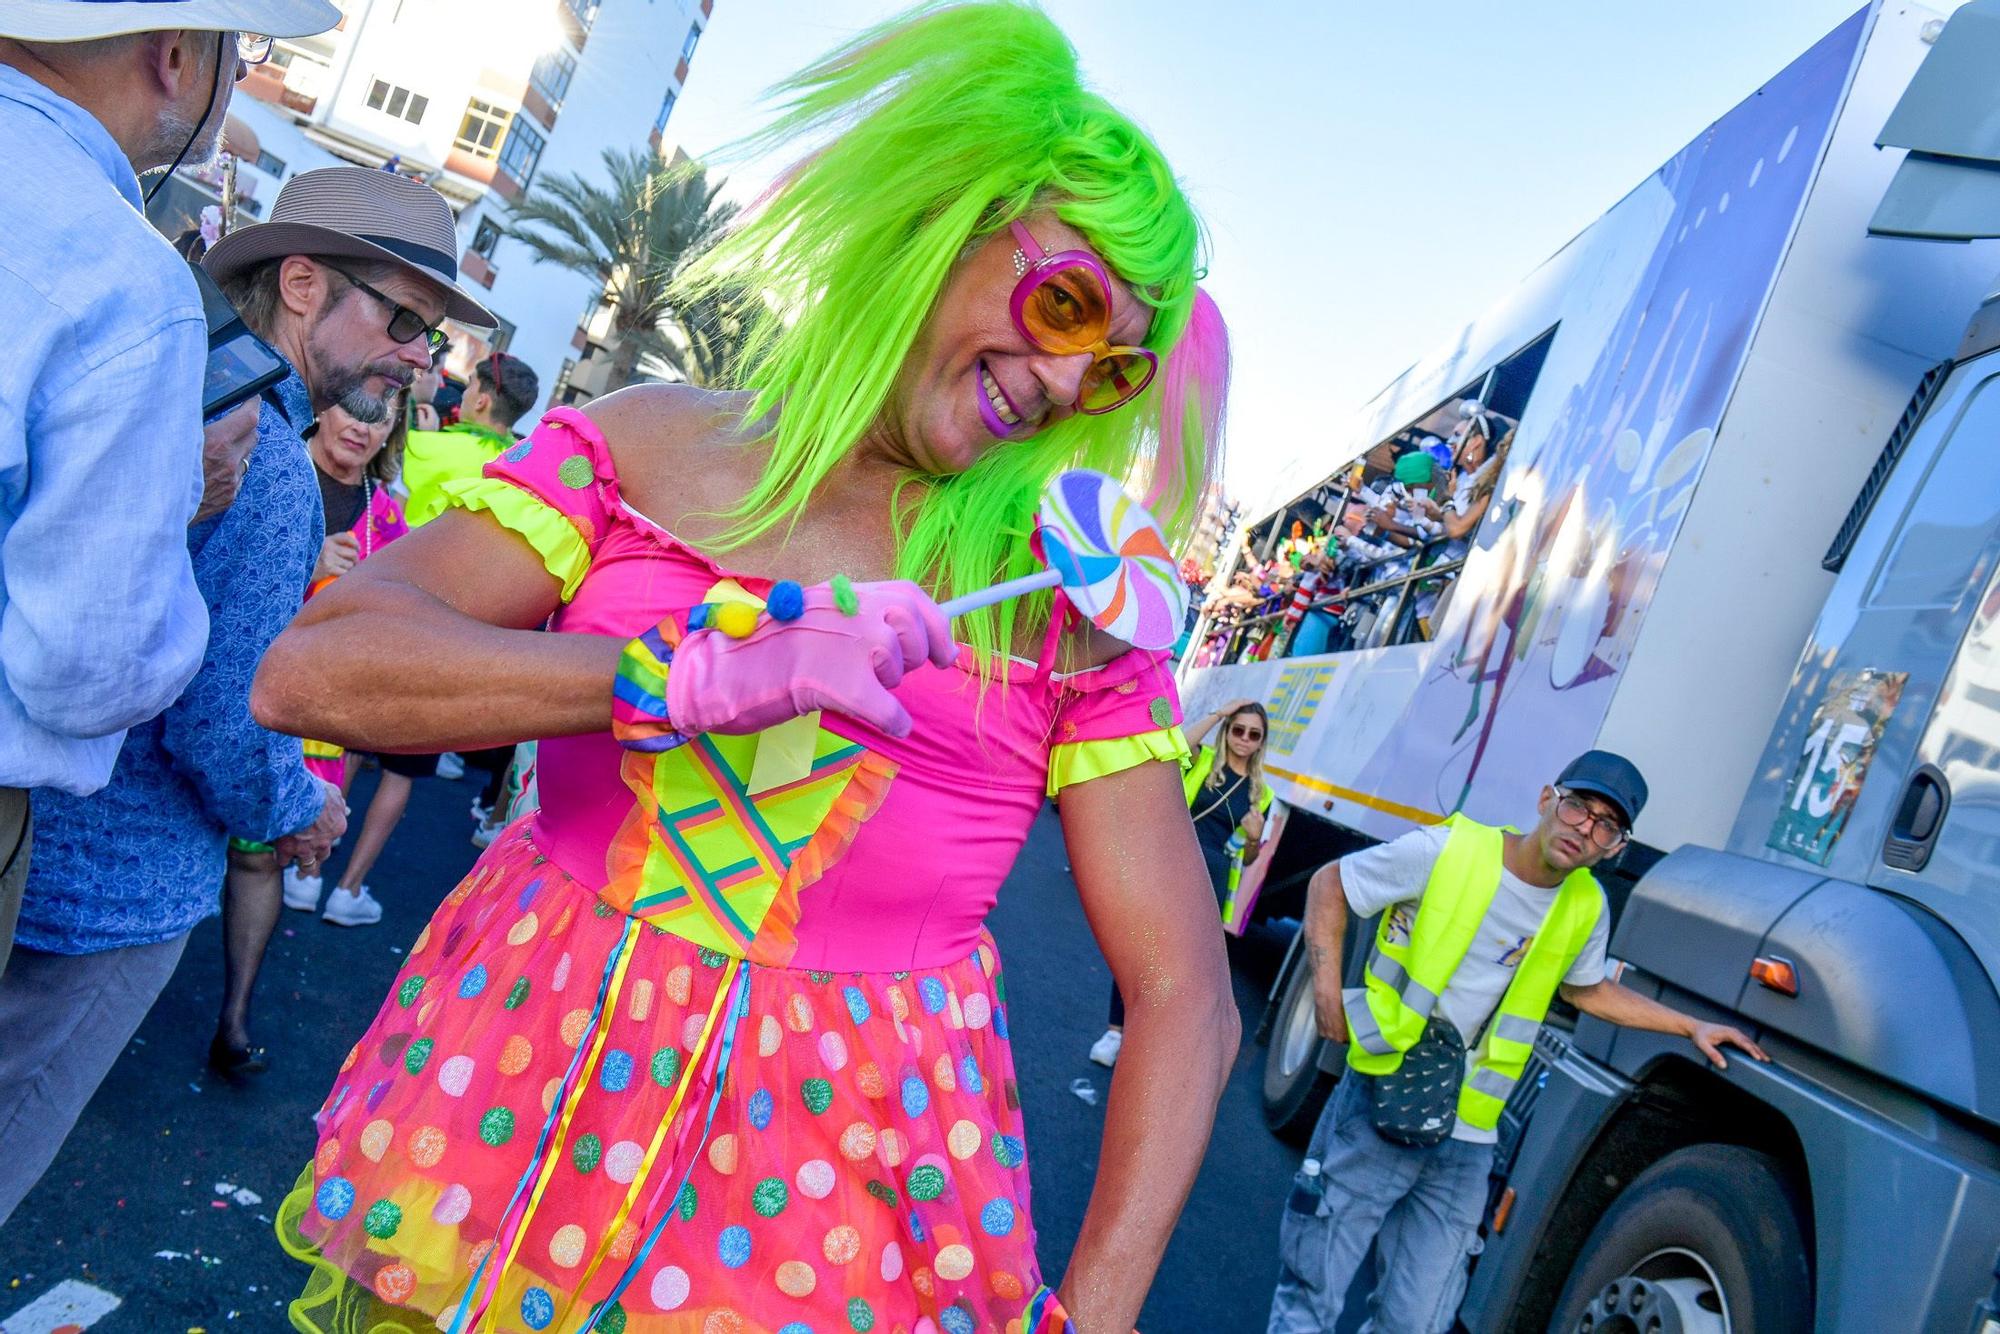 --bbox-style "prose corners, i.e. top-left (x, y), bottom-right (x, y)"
top-left (938, 469), bottom-right (1188, 649)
